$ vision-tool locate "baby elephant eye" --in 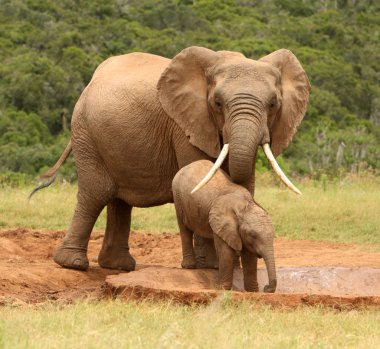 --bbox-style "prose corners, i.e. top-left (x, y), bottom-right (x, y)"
top-left (214, 99), bottom-right (222, 109)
